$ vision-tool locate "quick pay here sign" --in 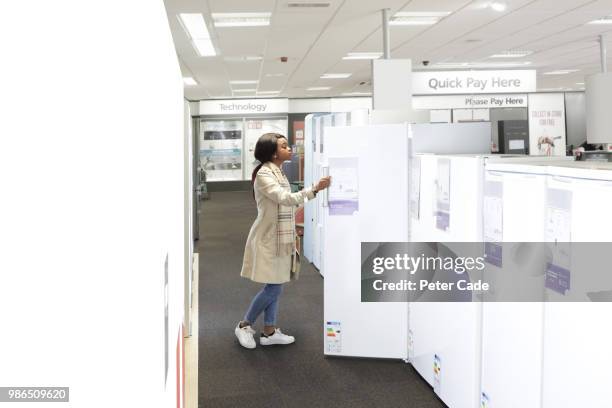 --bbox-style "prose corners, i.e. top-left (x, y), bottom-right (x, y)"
top-left (412, 70), bottom-right (536, 95)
